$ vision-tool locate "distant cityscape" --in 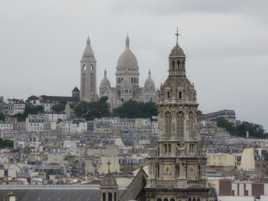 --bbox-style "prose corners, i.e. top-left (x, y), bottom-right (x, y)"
top-left (0, 35), bottom-right (267, 201)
